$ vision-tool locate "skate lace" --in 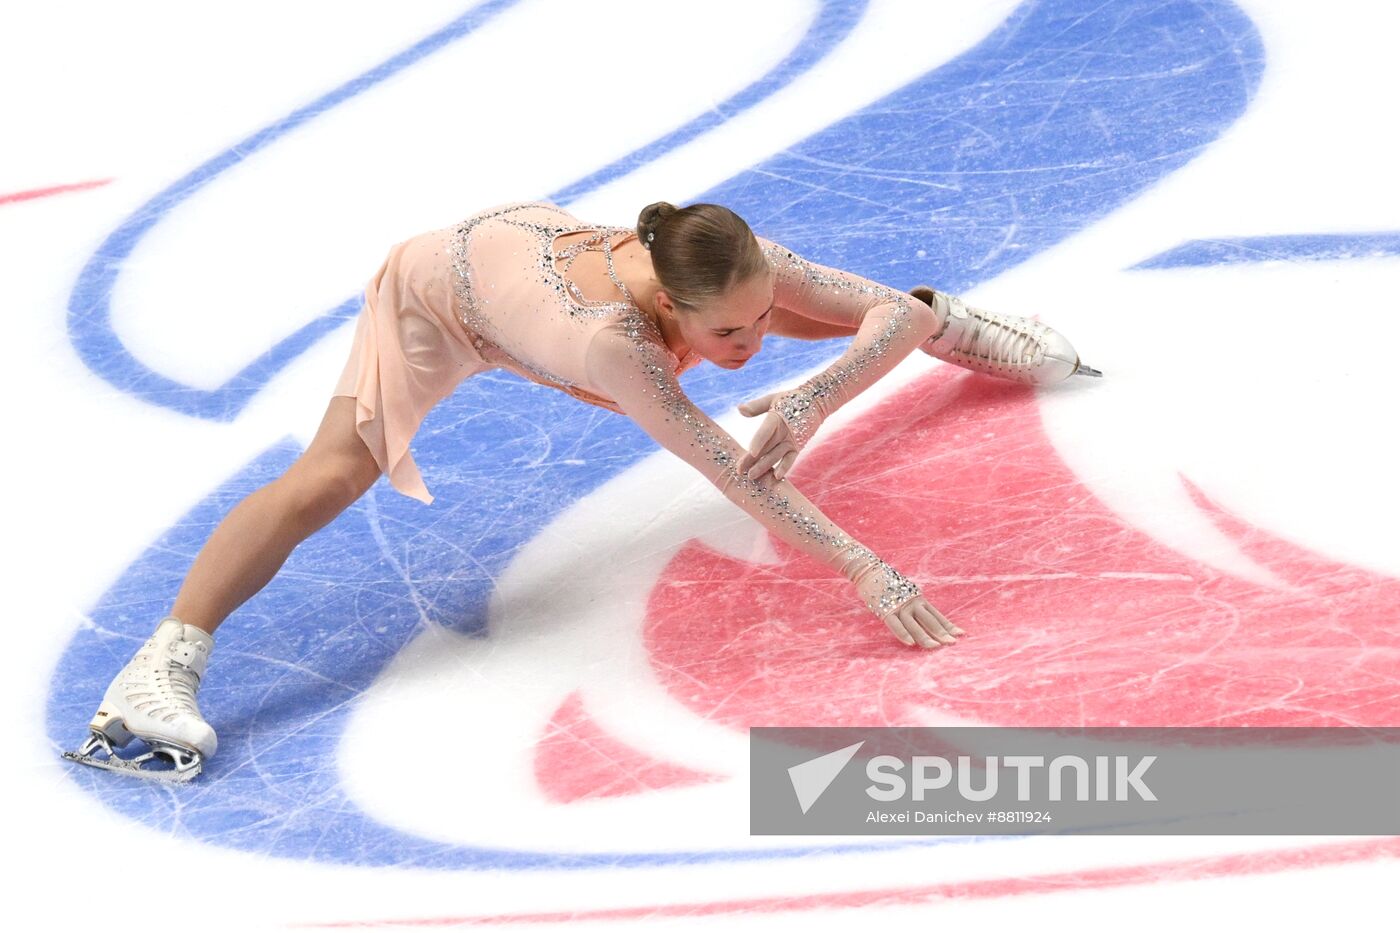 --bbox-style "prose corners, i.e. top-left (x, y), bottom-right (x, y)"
top-left (949, 299), bottom-right (1045, 367)
top-left (129, 648), bottom-right (203, 722)
top-left (162, 665), bottom-right (201, 713)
